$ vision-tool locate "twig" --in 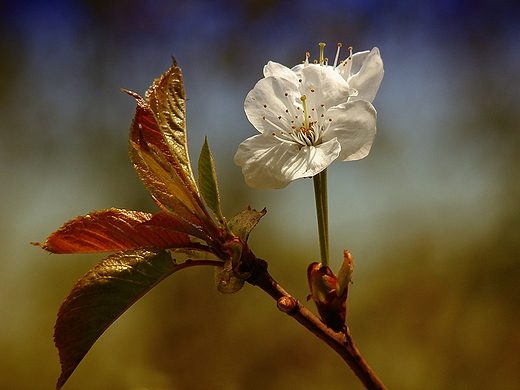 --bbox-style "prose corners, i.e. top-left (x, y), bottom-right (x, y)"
top-left (247, 258), bottom-right (387, 390)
